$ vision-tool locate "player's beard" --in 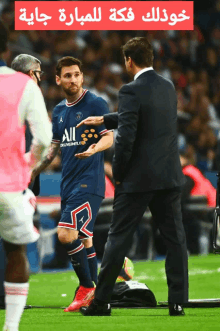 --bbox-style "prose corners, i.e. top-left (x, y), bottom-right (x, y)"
top-left (62, 84), bottom-right (81, 96)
